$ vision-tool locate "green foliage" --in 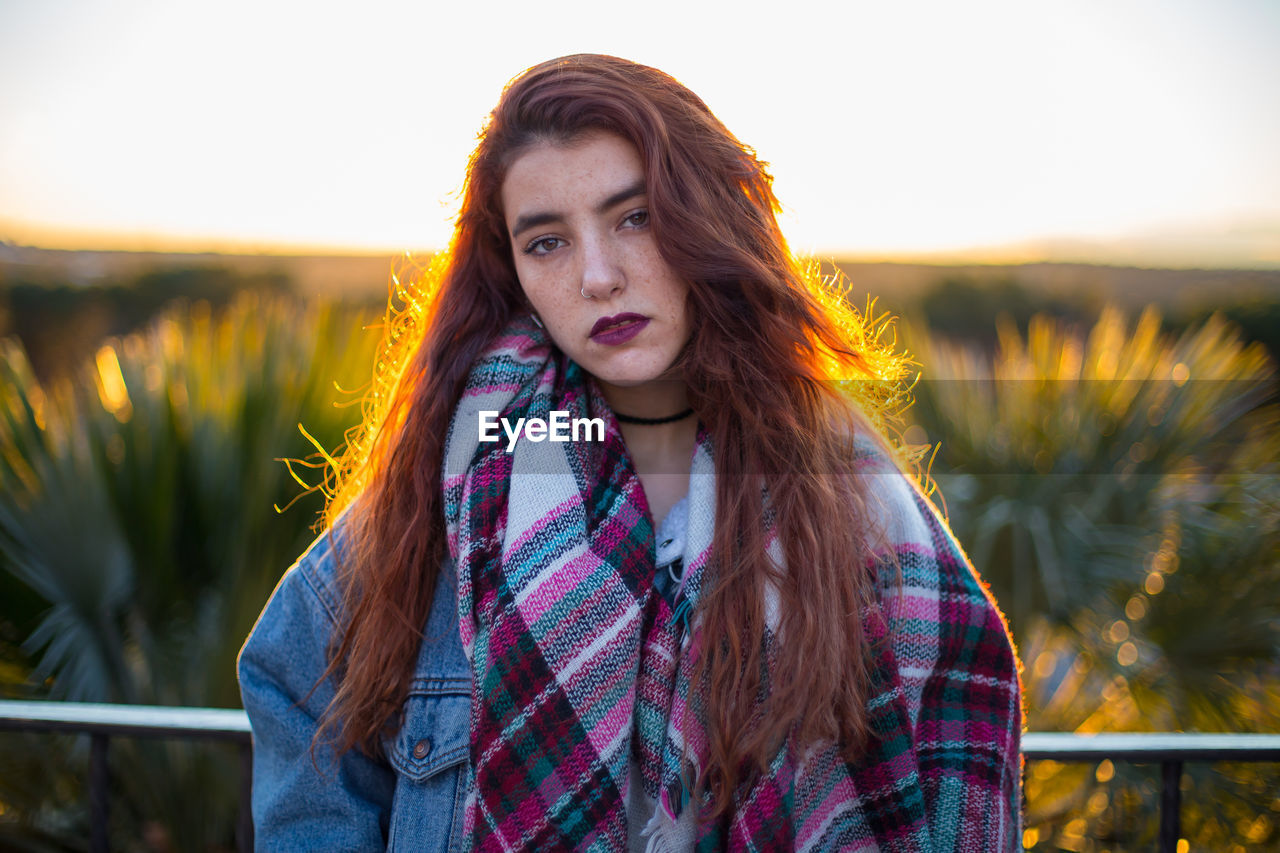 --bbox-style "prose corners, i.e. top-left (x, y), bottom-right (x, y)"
top-left (907, 306), bottom-right (1280, 850)
top-left (0, 292), bottom-right (377, 849)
